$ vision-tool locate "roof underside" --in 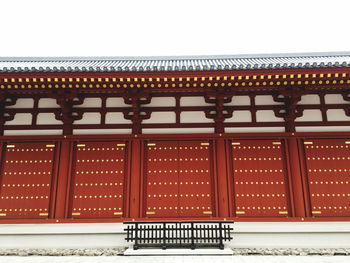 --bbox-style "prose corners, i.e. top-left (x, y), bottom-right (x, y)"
top-left (1, 52), bottom-right (350, 73)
